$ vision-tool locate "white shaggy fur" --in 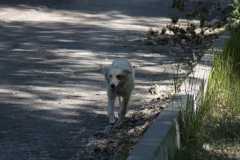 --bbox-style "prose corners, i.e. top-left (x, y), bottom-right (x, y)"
top-left (103, 58), bottom-right (135, 124)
